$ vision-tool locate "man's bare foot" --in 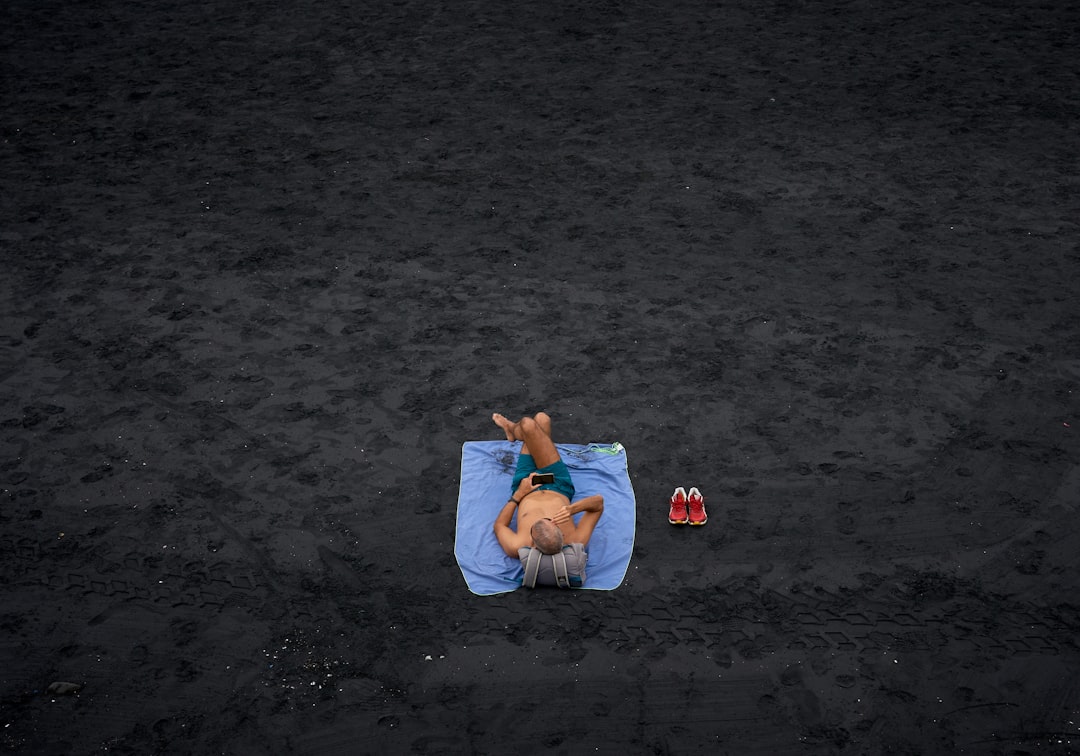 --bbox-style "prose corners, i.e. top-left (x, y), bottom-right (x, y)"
top-left (492, 413), bottom-right (517, 441)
